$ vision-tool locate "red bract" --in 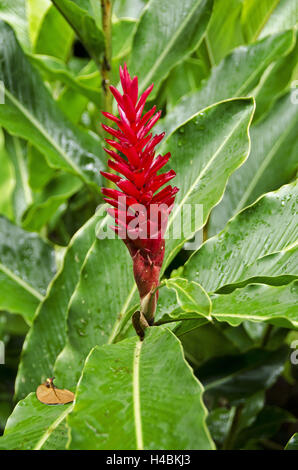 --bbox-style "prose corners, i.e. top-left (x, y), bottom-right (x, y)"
top-left (100, 64), bottom-right (178, 327)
